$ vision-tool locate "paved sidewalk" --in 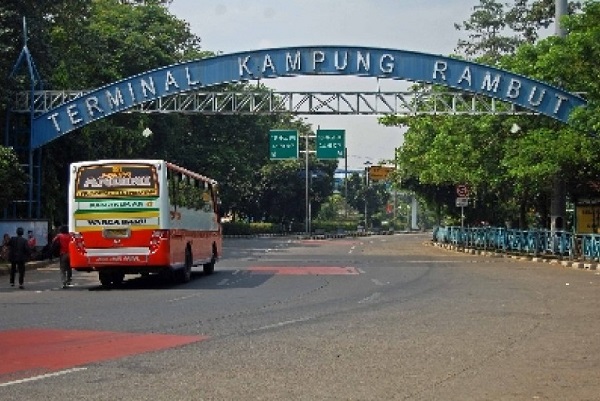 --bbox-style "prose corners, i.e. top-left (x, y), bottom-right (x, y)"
top-left (0, 259), bottom-right (56, 277)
